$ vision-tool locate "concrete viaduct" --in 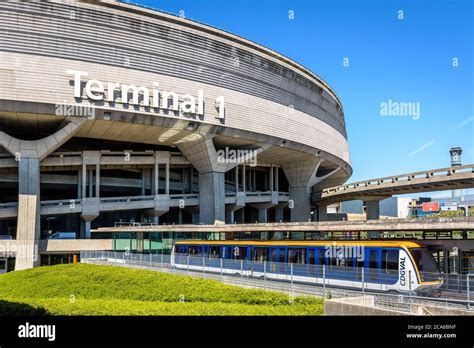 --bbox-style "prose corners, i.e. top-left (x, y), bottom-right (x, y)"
top-left (313, 164), bottom-right (474, 220)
